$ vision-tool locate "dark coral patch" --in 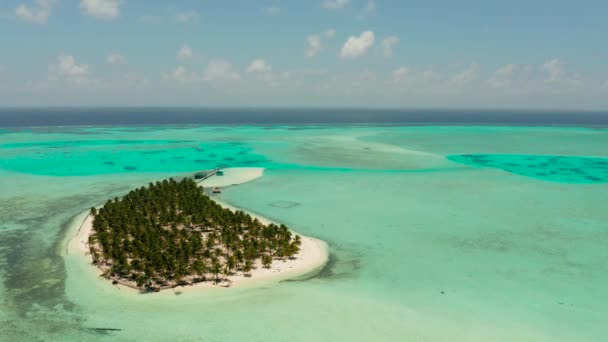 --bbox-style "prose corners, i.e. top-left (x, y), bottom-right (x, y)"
top-left (448, 154), bottom-right (608, 184)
